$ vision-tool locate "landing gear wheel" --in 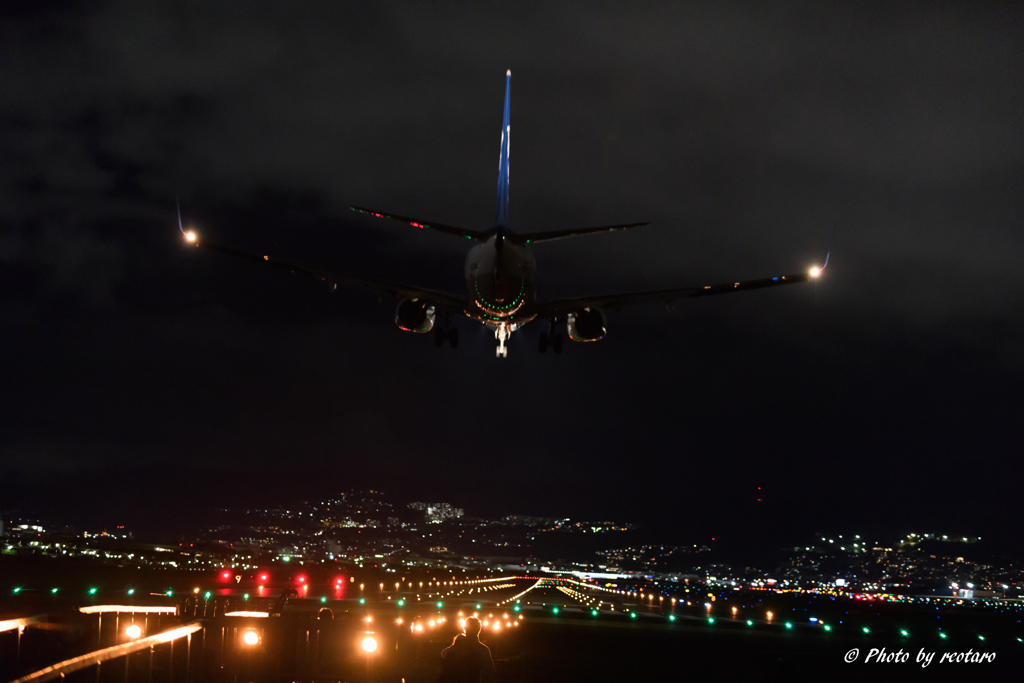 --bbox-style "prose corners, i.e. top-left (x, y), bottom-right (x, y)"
top-left (448, 327), bottom-right (459, 349)
top-left (538, 332), bottom-right (548, 353)
top-left (552, 332), bottom-right (563, 354)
